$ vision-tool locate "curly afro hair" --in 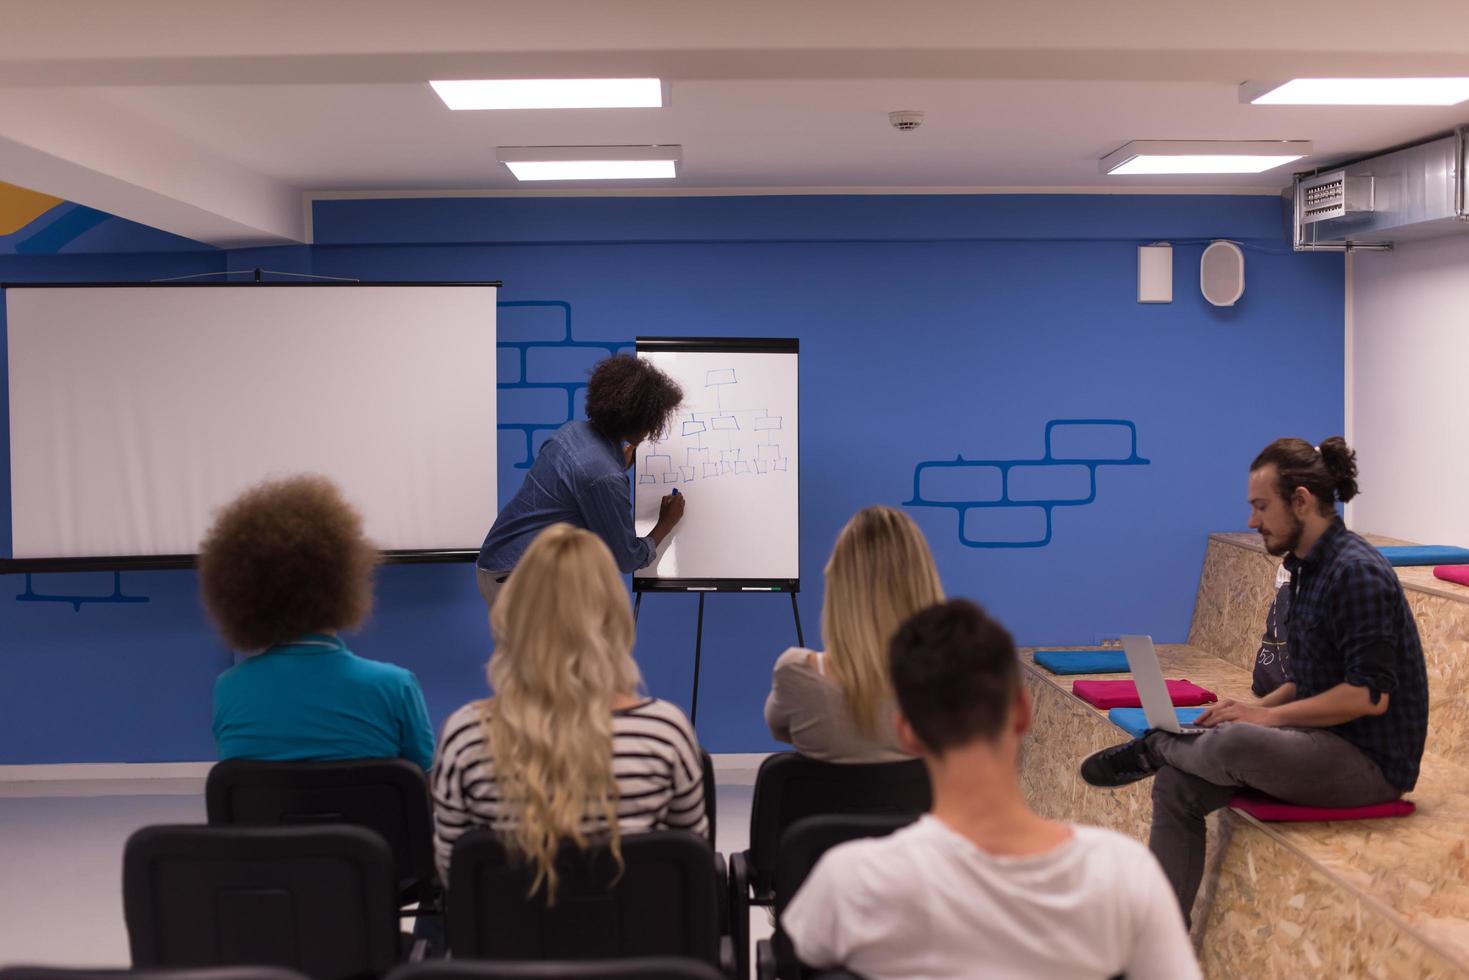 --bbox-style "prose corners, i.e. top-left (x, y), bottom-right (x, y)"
top-left (583, 355), bottom-right (684, 441)
top-left (198, 474), bottom-right (380, 651)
